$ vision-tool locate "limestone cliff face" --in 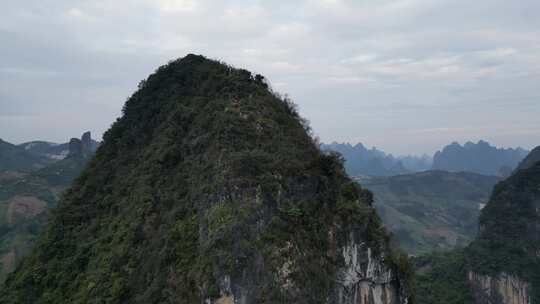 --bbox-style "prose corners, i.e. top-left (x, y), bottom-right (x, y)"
top-left (206, 230), bottom-right (407, 304)
top-left (201, 181), bottom-right (409, 304)
top-left (468, 272), bottom-right (530, 304)
top-left (334, 235), bottom-right (406, 304)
